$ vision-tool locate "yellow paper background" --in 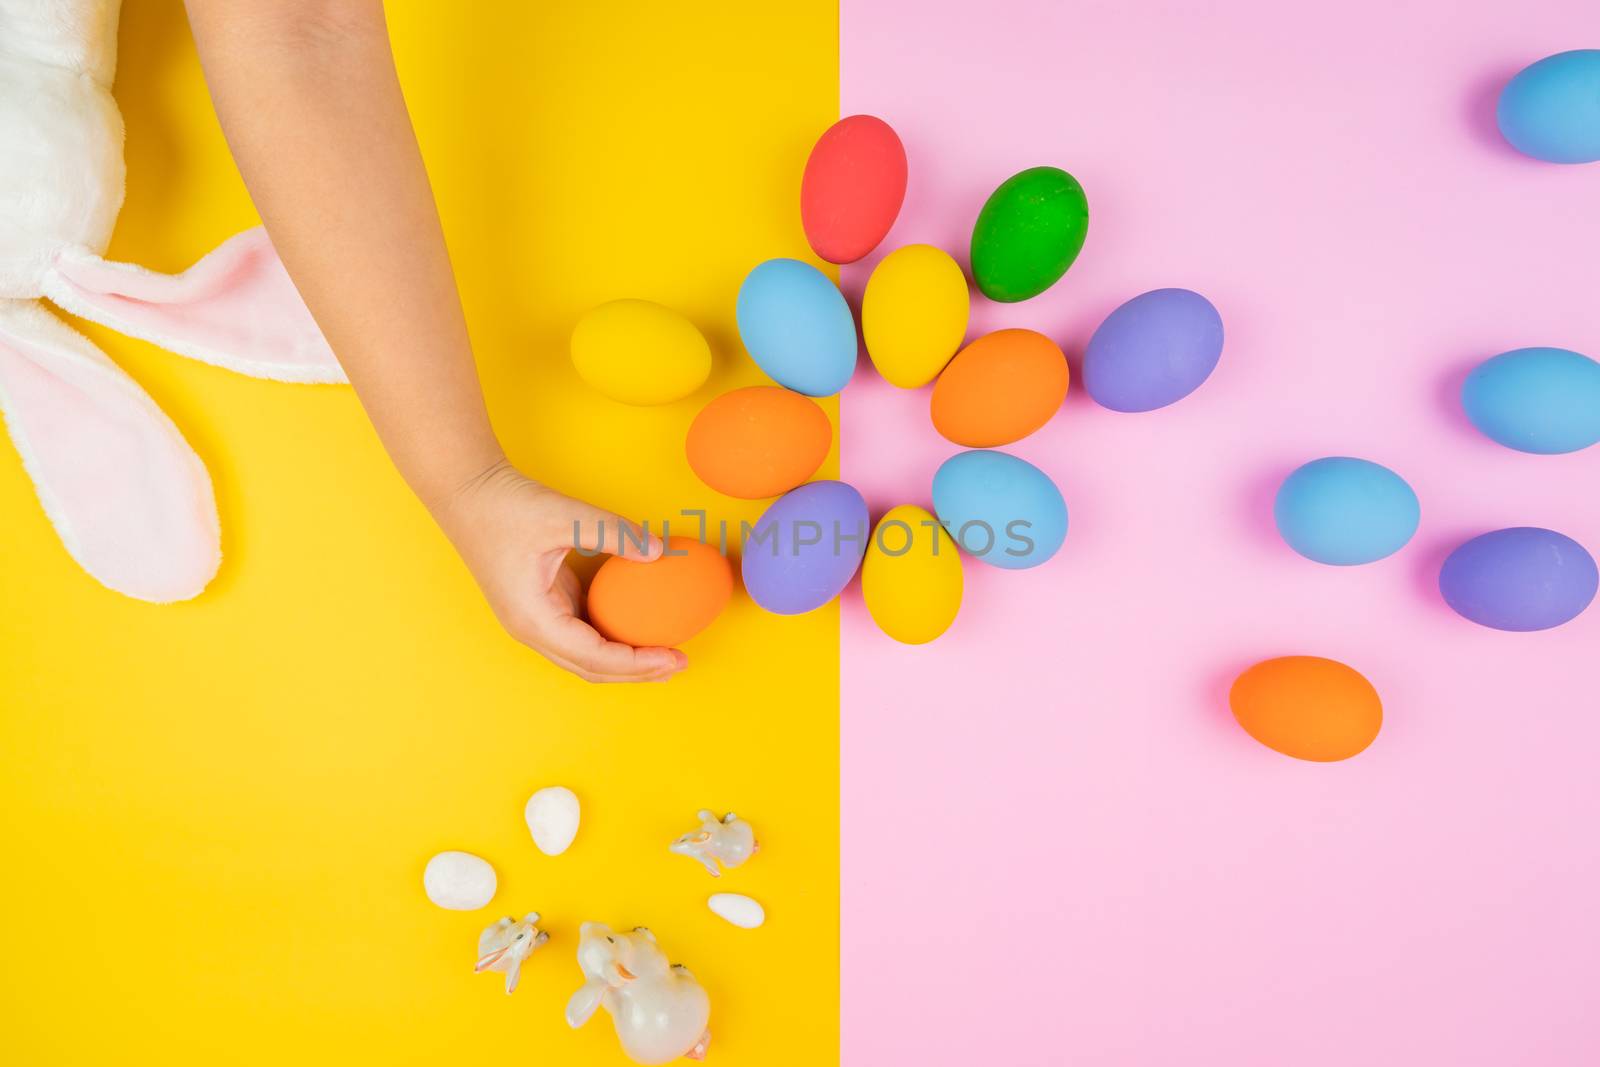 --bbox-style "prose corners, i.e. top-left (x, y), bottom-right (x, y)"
top-left (0, 3), bottom-right (838, 1063)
